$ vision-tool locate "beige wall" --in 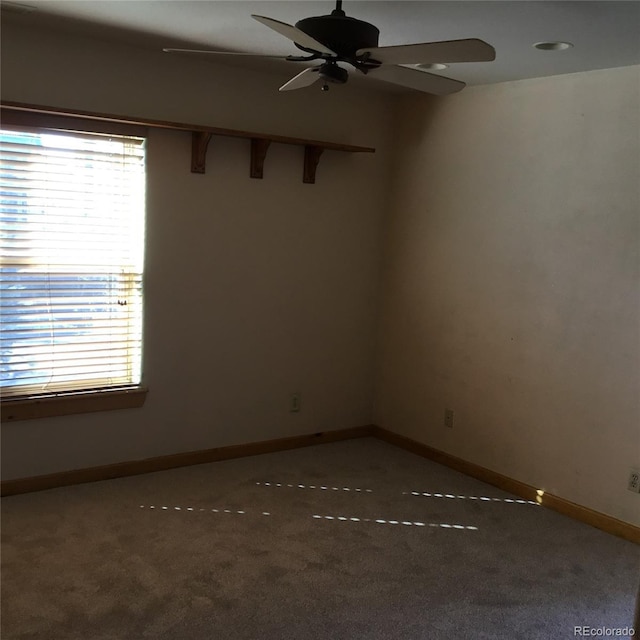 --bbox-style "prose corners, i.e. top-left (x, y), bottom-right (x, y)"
top-left (0, 22), bottom-right (394, 478)
top-left (2, 19), bottom-right (638, 528)
top-left (374, 65), bottom-right (640, 526)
